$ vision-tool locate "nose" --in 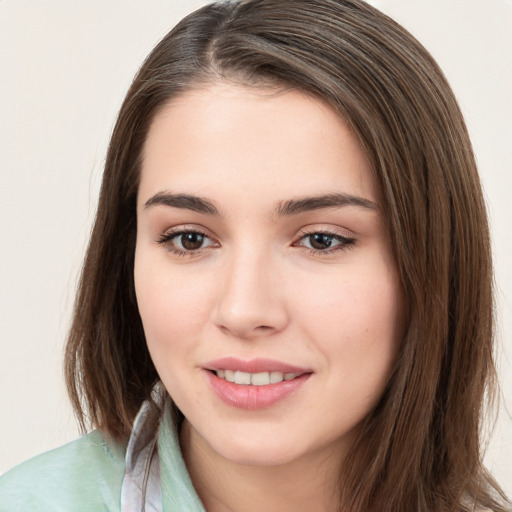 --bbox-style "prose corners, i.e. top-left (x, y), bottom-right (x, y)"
top-left (213, 249), bottom-right (290, 340)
